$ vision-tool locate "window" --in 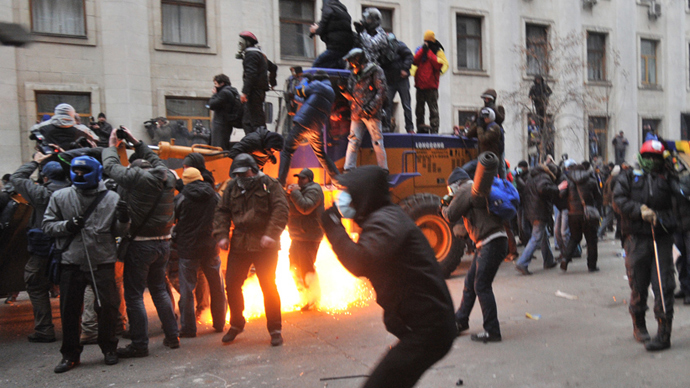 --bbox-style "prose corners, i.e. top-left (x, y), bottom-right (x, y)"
top-left (681, 113), bottom-right (690, 141)
top-left (280, 0), bottom-right (316, 59)
top-left (456, 15), bottom-right (482, 70)
top-left (587, 32), bottom-right (606, 81)
top-left (588, 116), bottom-right (608, 161)
top-left (165, 97), bottom-right (210, 134)
top-left (642, 118), bottom-right (661, 141)
top-left (458, 110), bottom-right (476, 127)
top-left (641, 39), bottom-right (657, 85)
top-left (526, 24), bottom-right (549, 76)
top-left (361, 6), bottom-right (394, 33)
top-left (35, 92), bottom-right (91, 122)
top-left (162, 0), bottom-right (207, 46)
top-left (31, 0), bottom-right (86, 37)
